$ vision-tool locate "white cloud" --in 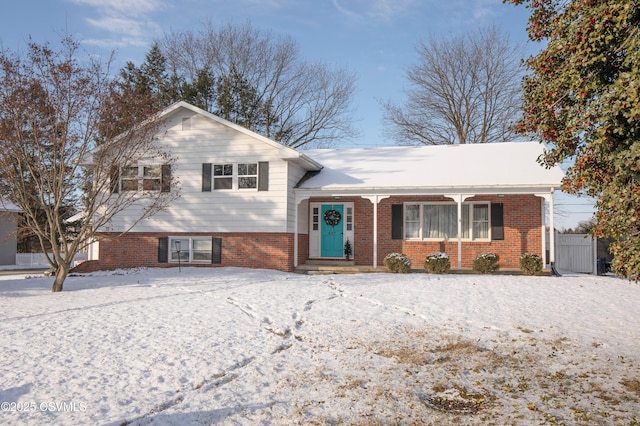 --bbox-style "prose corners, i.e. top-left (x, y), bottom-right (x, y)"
top-left (69, 0), bottom-right (168, 17)
top-left (332, 0), bottom-right (418, 22)
top-left (66, 0), bottom-right (168, 49)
